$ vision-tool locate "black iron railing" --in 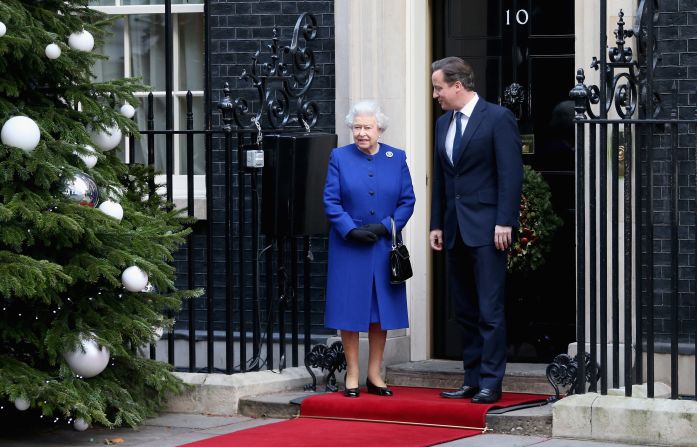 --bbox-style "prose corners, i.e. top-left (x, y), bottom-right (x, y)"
top-left (557, 0), bottom-right (697, 400)
top-left (127, 11), bottom-right (332, 375)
